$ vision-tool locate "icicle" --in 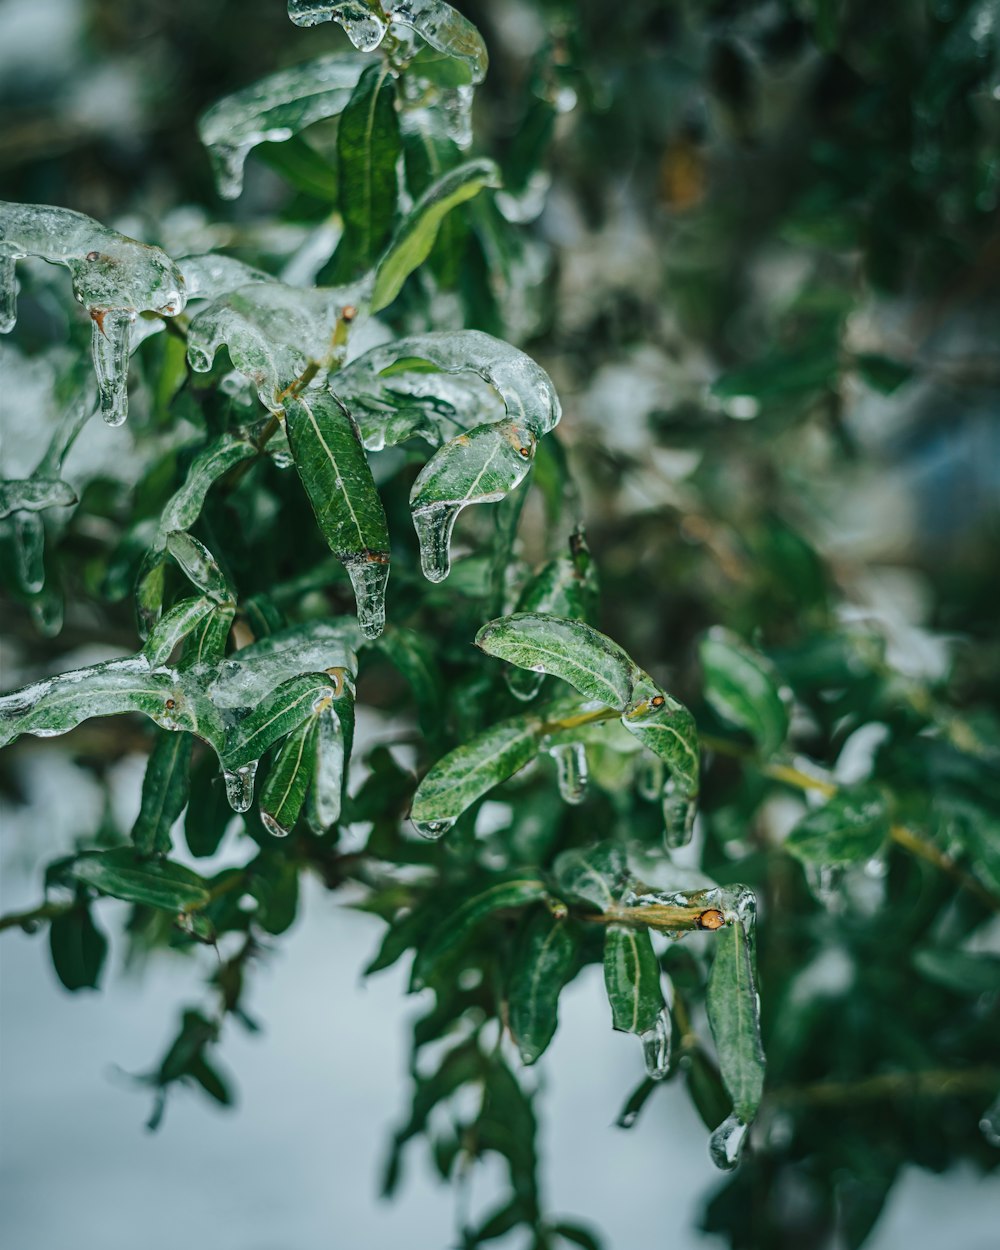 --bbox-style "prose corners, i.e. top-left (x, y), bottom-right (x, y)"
top-left (979, 1095), bottom-right (1000, 1147)
top-left (0, 254), bottom-right (16, 332)
top-left (287, 0), bottom-right (388, 49)
top-left (412, 502), bottom-right (460, 583)
top-left (551, 741), bottom-right (588, 805)
top-left (13, 512), bottom-right (45, 594)
top-left (223, 761), bottom-right (259, 813)
top-left (412, 815), bottom-right (456, 839)
top-left (260, 811), bottom-right (291, 838)
top-left (639, 1006), bottom-right (672, 1080)
top-left (709, 1113), bottom-right (750, 1171)
top-left (344, 554), bottom-right (389, 640)
top-left (91, 309), bottom-right (134, 427)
